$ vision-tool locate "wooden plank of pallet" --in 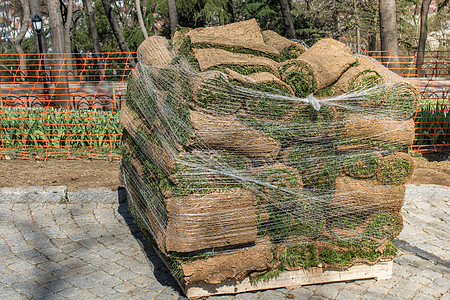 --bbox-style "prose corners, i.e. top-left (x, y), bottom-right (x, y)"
top-left (146, 230), bottom-right (392, 300)
top-left (185, 260), bottom-right (393, 299)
